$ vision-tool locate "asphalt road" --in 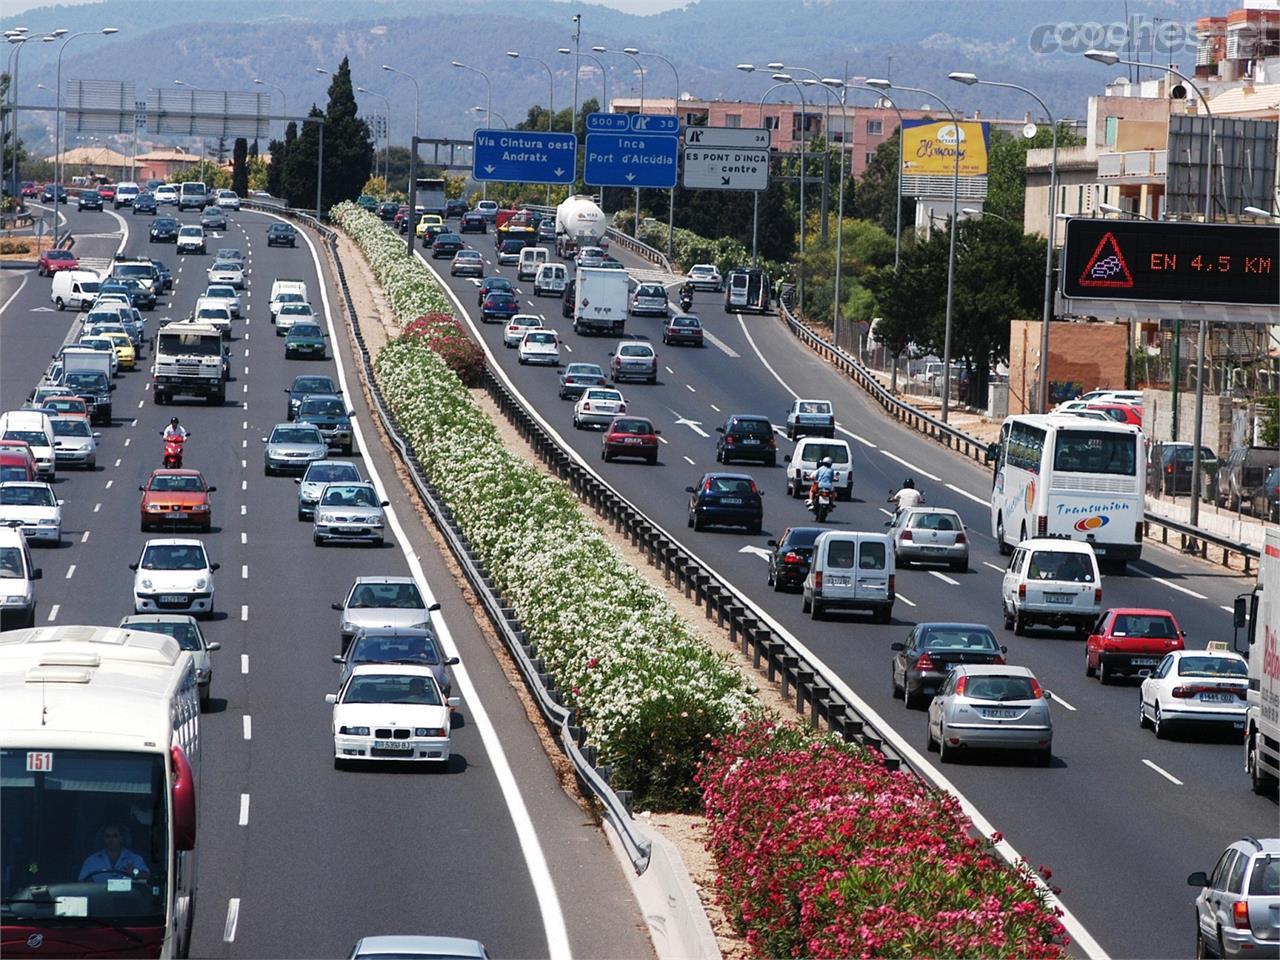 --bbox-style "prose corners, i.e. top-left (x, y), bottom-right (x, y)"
top-left (418, 227), bottom-right (1278, 960)
top-left (0, 206), bottom-right (651, 960)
